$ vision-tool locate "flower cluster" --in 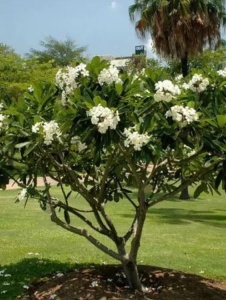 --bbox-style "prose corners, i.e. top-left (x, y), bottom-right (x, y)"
top-left (0, 114), bottom-right (6, 131)
top-left (98, 65), bottom-right (122, 86)
top-left (154, 80), bottom-right (181, 102)
top-left (217, 68), bottom-right (226, 77)
top-left (124, 127), bottom-right (150, 151)
top-left (56, 63), bottom-right (89, 105)
top-left (87, 104), bottom-right (120, 134)
top-left (166, 105), bottom-right (199, 127)
top-left (17, 188), bottom-right (28, 201)
top-left (0, 103), bottom-right (7, 132)
top-left (71, 136), bottom-right (87, 152)
top-left (32, 121), bottom-right (62, 145)
top-left (175, 74), bottom-right (183, 82)
top-left (186, 74), bottom-right (209, 93)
